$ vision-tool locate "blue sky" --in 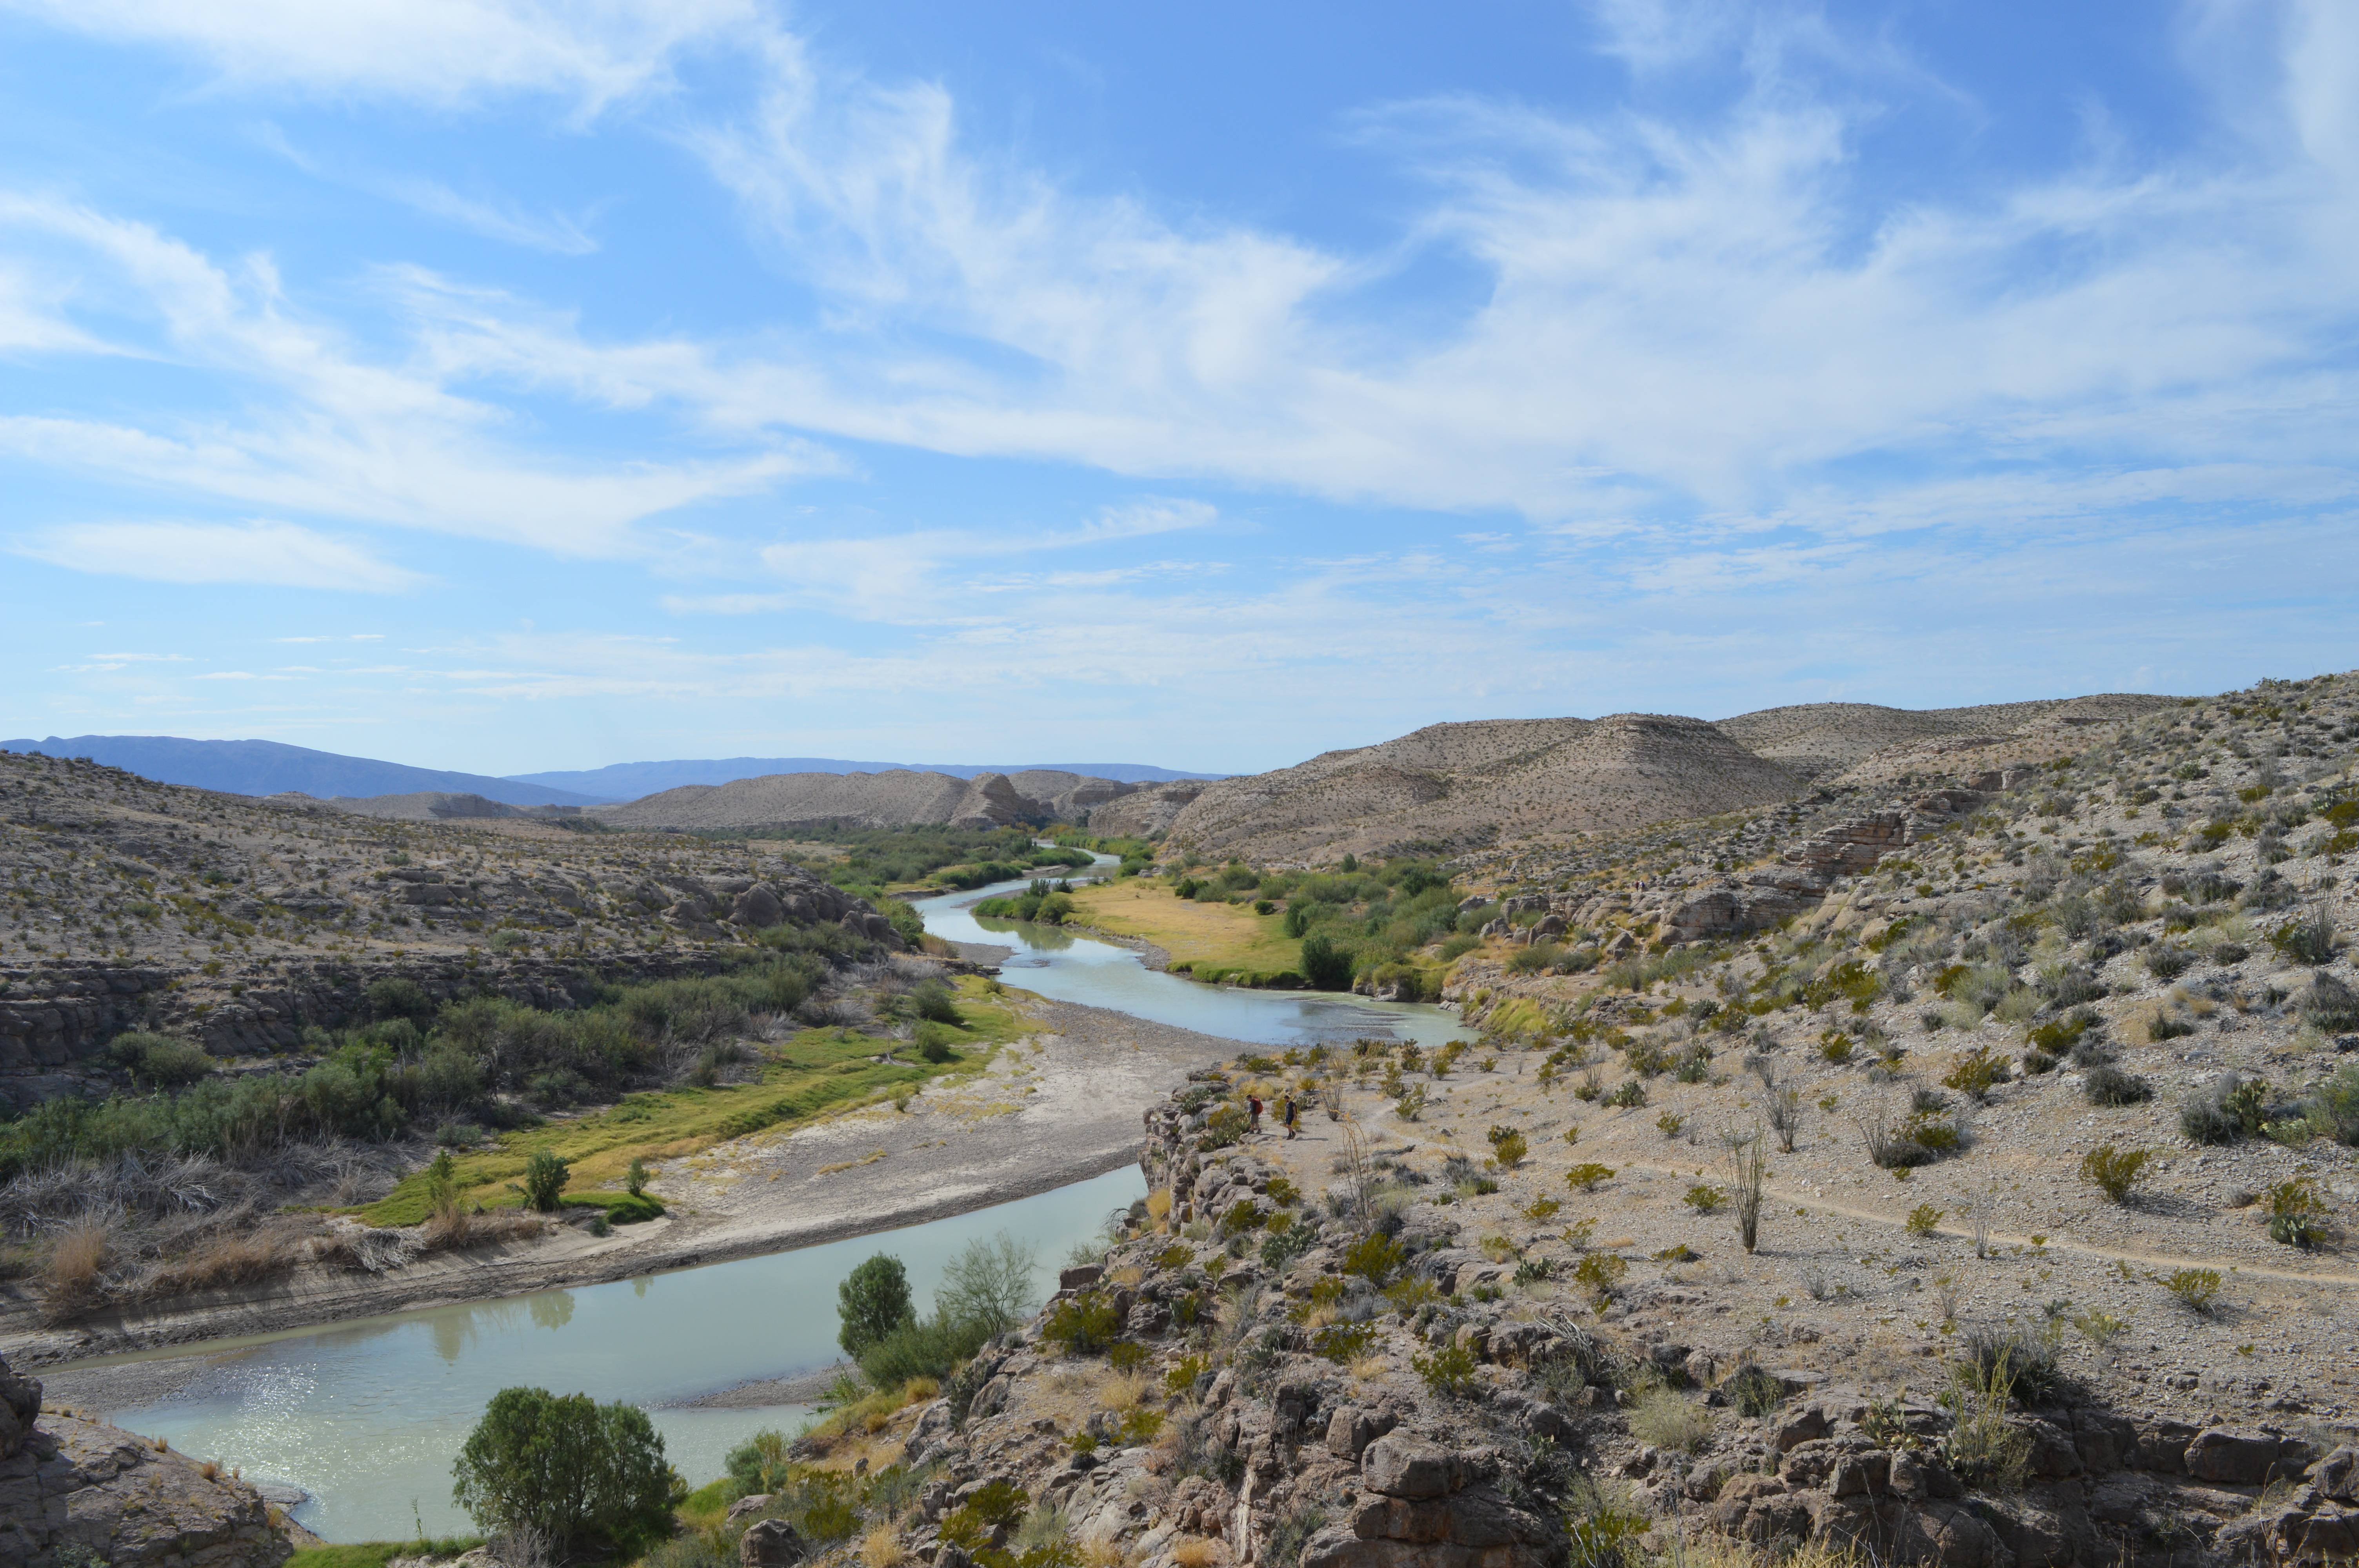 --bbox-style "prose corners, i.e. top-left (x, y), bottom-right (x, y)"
top-left (2, 0), bottom-right (2354, 776)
